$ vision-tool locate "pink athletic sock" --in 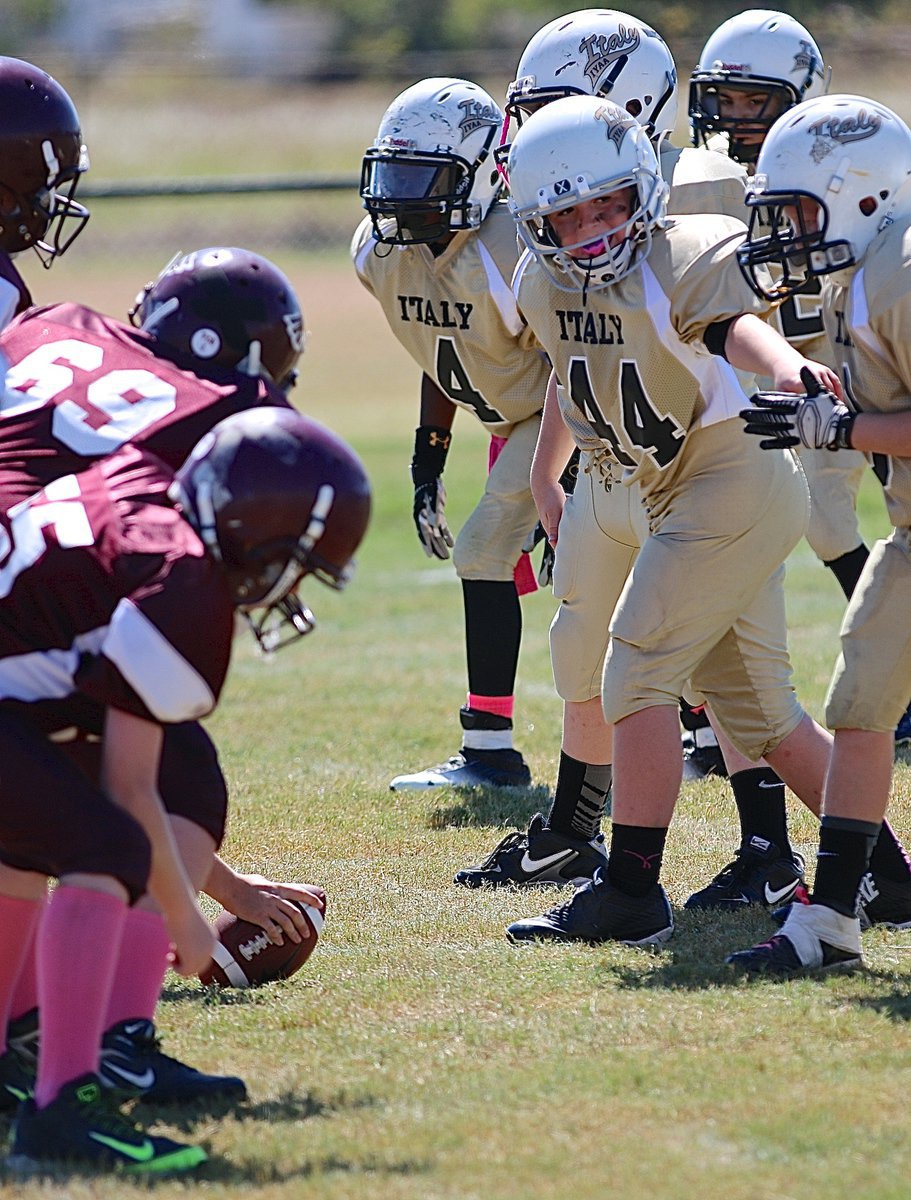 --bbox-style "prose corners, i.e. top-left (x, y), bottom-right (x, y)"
top-left (35, 886), bottom-right (126, 1109)
top-left (467, 693), bottom-right (515, 720)
top-left (104, 907), bottom-right (171, 1029)
top-left (0, 894), bottom-right (43, 1052)
top-left (9, 893), bottom-right (45, 1022)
